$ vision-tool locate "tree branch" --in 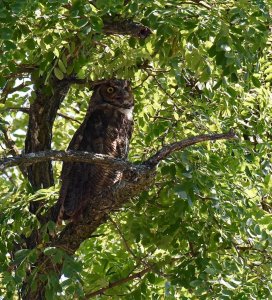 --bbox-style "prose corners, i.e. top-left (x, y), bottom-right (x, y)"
top-left (84, 254), bottom-right (187, 298)
top-left (0, 127), bottom-right (28, 177)
top-left (84, 266), bottom-right (152, 298)
top-left (103, 19), bottom-right (152, 39)
top-left (0, 150), bottom-right (135, 172)
top-left (52, 162), bottom-right (154, 251)
top-left (7, 107), bottom-right (81, 124)
top-left (179, 0), bottom-right (211, 9)
top-left (0, 131), bottom-right (237, 172)
top-left (13, 131), bottom-right (237, 298)
top-left (108, 216), bottom-right (138, 260)
top-left (0, 131), bottom-right (237, 253)
top-left (145, 130), bottom-right (238, 167)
